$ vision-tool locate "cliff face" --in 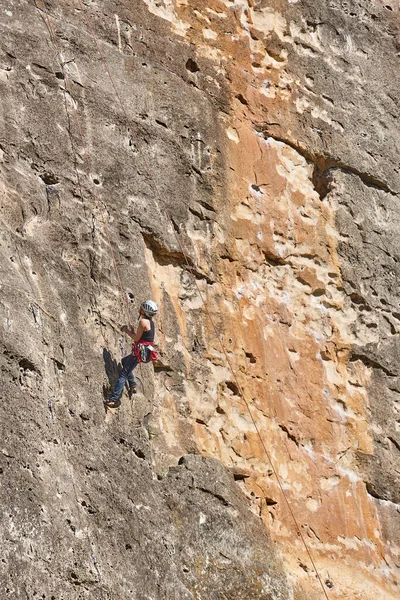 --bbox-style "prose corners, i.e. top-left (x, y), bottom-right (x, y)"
top-left (0, 1), bottom-right (399, 599)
